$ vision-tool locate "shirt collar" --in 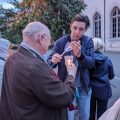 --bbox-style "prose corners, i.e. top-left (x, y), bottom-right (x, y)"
top-left (20, 42), bottom-right (44, 60)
